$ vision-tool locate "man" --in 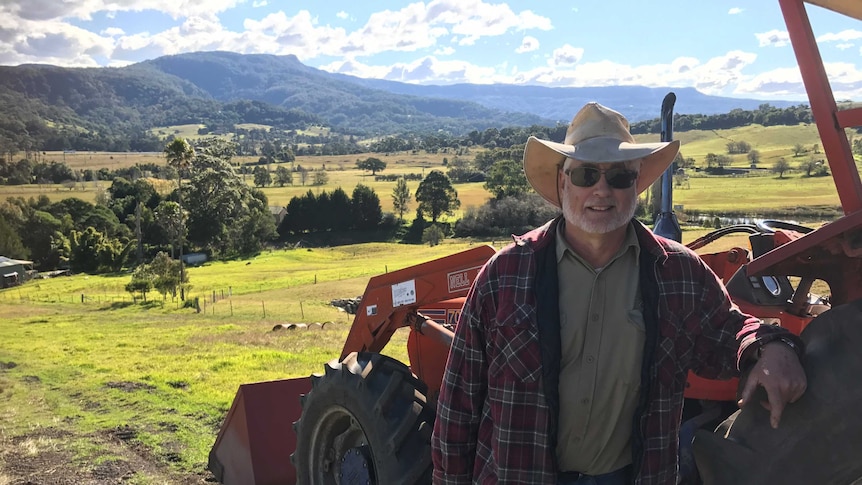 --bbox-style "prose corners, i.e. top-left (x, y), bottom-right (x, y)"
top-left (430, 102), bottom-right (807, 485)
